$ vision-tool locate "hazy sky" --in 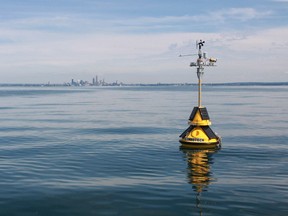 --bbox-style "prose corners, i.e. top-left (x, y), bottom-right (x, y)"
top-left (0, 0), bottom-right (287, 84)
